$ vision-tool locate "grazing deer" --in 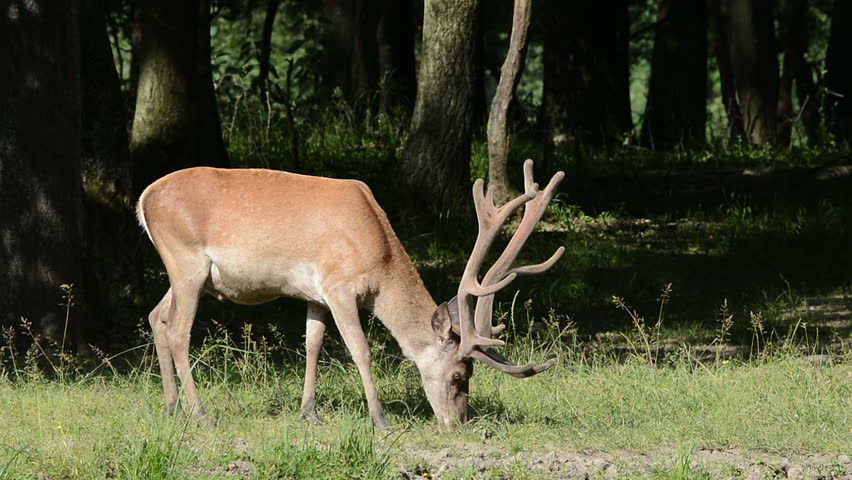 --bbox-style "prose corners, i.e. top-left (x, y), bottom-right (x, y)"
top-left (137, 160), bottom-right (563, 429)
